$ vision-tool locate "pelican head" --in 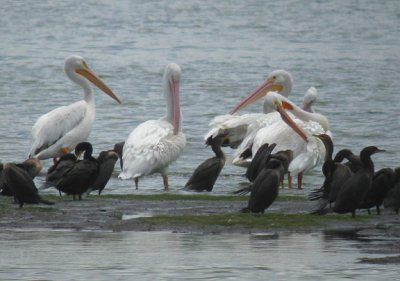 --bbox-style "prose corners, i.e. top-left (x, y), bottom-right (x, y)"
top-left (163, 63), bottom-right (182, 134)
top-left (230, 69), bottom-right (293, 114)
top-left (64, 55), bottom-right (121, 104)
top-left (266, 92), bottom-right (309, 142)
top-left (302, 87), bottom-right (317, 113)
